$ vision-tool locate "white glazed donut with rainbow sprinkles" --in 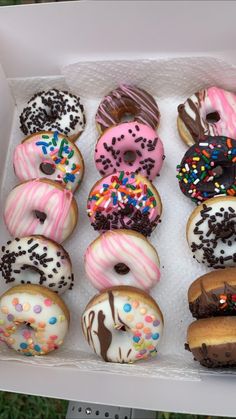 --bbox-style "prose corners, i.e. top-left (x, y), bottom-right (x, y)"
top-left (0, 284), bottom-right (69, 356)
top-left (13, 131), bottom-right (84, 193)
top-left (82, 286), bottom-right (163, 363)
